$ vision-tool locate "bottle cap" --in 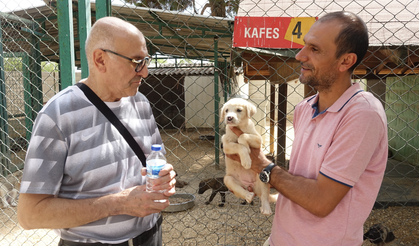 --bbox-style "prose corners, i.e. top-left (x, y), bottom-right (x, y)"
top-left (151, 144), bottom-right (162, 151)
